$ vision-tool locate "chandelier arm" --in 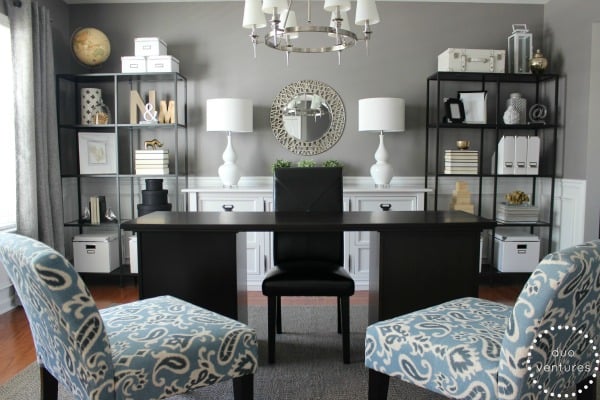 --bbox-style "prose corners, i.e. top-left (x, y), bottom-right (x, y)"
top-left (265, 25), bottom-right (357, 53)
